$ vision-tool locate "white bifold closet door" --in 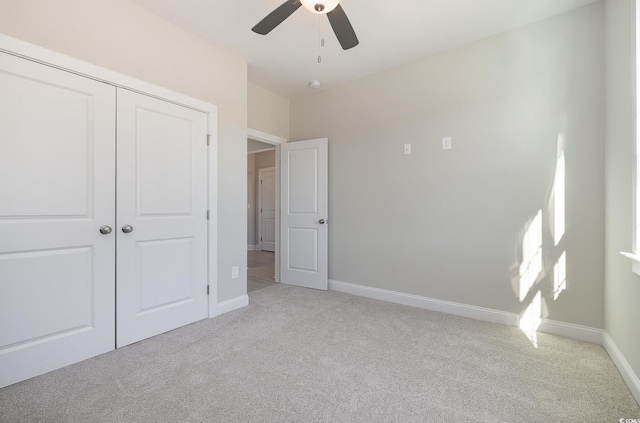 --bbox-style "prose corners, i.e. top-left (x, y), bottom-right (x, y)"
top-left (115, 89), bottom-right (208, 348)
top-left (0, 52), bottom-right (209, 388)
top-left (0, 52), bottom-right (117, 388)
